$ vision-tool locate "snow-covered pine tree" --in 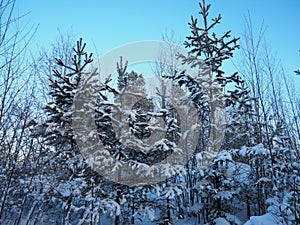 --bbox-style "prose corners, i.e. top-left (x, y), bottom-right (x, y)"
top-left (230, 144), bottom-right (300, 224)
top-left (224, 79), bottom-right (259, 150)
top-left (27, 38), bottom-right (121, 224)
top-left (268, 147), bottom-right (300, 224)
top-left (95, 55), bottom-right (189, 224)
top-left (193, 151), bottom-right (241, 224)
top-left (181, 0), bottom-right (240, 81)
top-left (43, 38), bottom-right (93, 175)
top-left (94, 57), bottom-right (154, 225)
top-left (166, 0), bottom-right (240, 223)
top-left (38, 38), bottom-right (95, 224)
top-left (171, 0), bottom-right (240, 158)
